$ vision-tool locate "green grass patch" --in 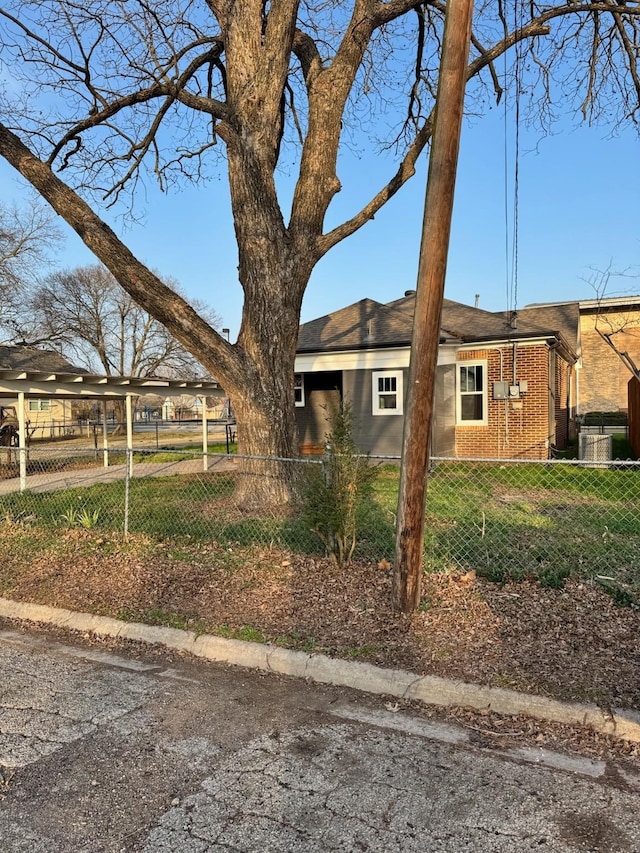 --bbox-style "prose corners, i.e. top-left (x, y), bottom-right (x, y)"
top-left (273, 632), bottom-right (319, 653)
top-left (2, 457), bottom-right (640, 598)
top-left (117, 606), bottom-right (207, 633)
top-left (213, 624), bottom-right (266, 643)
